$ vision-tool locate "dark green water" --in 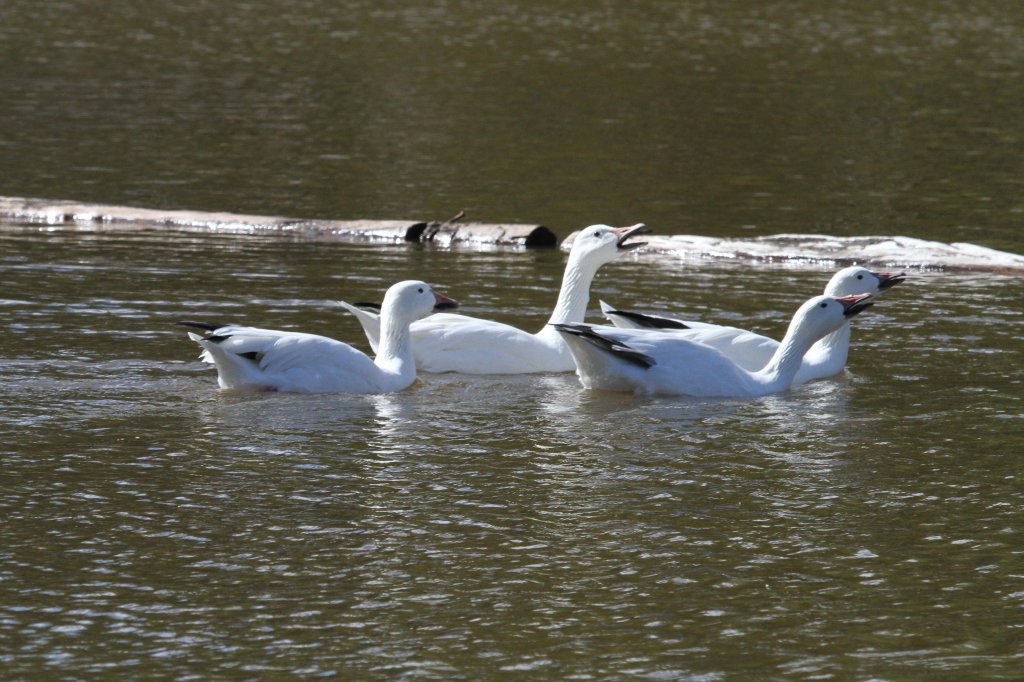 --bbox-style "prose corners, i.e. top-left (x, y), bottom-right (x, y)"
top-left (2, 1), bottom-right (1023, 251)
top-left (2, 1), bottom-right (1024, 679)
